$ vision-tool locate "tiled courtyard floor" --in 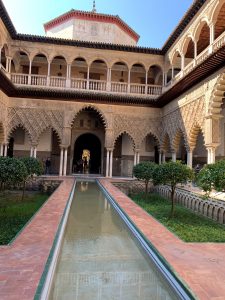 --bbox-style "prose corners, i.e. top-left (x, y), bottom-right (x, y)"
top-left (100, 179), bottom-right (225, 300)
top-left (0, 178), bottom-right (74, 300)
top-left (1, 177), bottom-right (225, 300)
